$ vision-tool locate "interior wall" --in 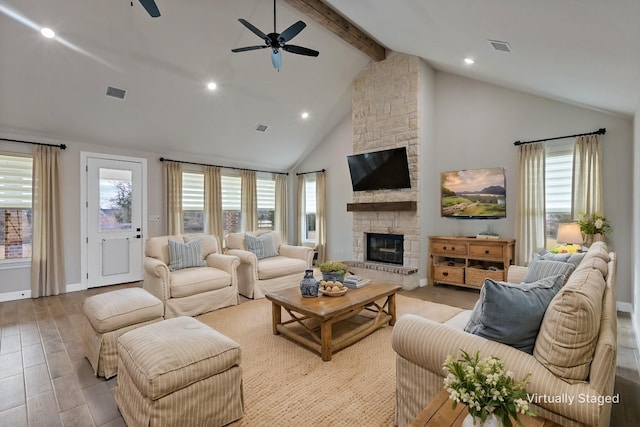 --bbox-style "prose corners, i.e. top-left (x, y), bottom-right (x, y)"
top-left (293, 115), bottom-right (354, 262)
top-left (0, 133), bottom-right (166, 297)
top-left (299, 71), bottom-right (634, 304)
top-left (634, 104), bottom-right (640, 334)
